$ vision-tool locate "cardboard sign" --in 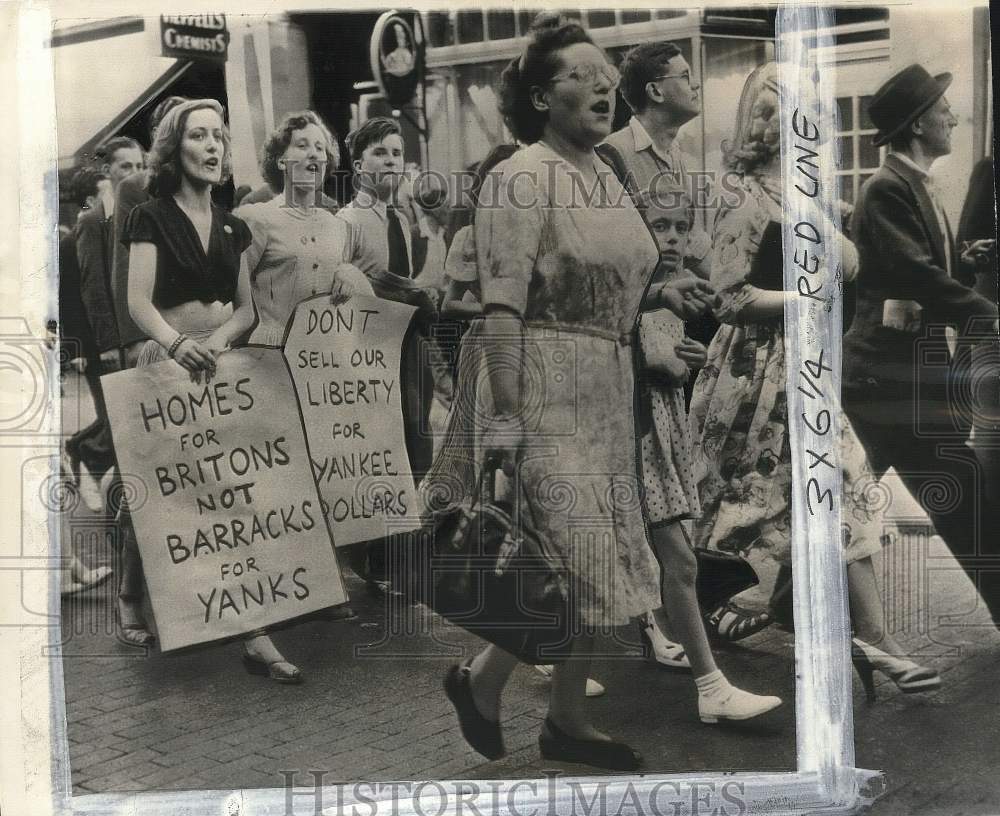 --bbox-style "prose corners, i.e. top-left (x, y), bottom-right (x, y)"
top-left (283, 295), bottom-right (421, 546)
top-left (103, 347), bottom-right (346, 652)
